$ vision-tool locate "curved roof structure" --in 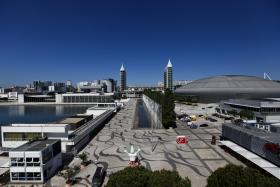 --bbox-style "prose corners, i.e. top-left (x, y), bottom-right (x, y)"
top-left (175, 75), bottom-right (280, 103)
